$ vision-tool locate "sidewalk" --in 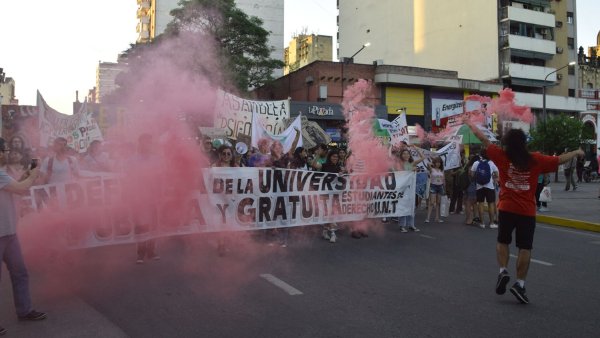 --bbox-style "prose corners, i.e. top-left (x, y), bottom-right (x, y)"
top-left (536, 178), bottom-right (600, 232)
